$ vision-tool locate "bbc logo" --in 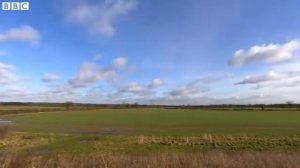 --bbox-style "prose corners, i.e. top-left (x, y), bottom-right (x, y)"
top-left (2, 2), bottom-right (30, 11)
